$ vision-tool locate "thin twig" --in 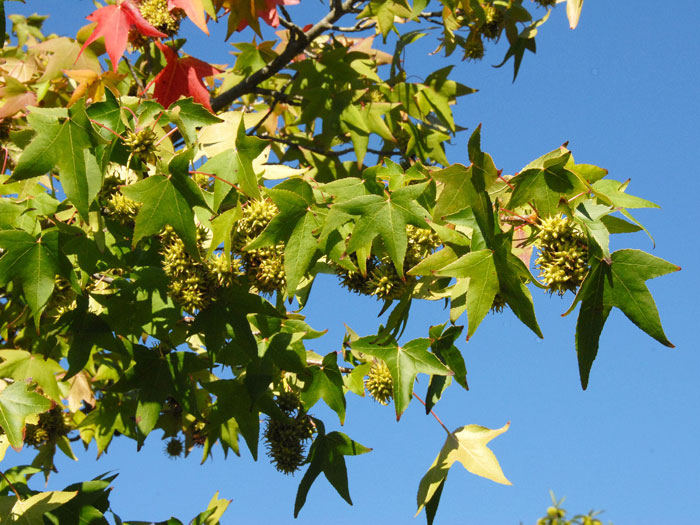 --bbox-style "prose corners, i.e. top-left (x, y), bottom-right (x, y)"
top-left (210, 0), bottom-right (361, 112)
top-left (260, 133), bottom-right (403, 158)
top-left (123, 57), bottom-right (144, 92)
top-left (0, 469), bottom-right (22, 502)
top-left (412, 392), bottom-right (451, 434)
top-left (306, 358), bottom-right (354, 374)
